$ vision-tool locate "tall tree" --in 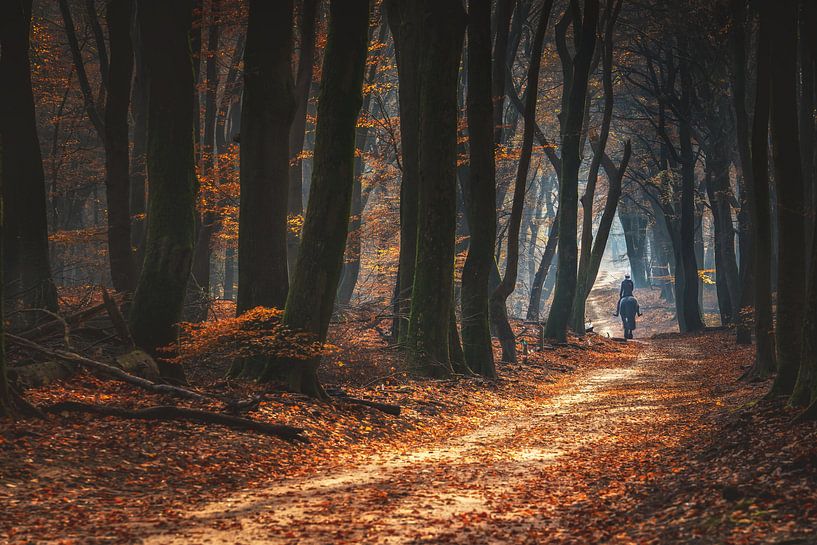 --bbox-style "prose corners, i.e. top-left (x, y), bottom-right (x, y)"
top-left (0, 0), bottom-right (59, 313)
top-left (461, 0), bottom-right (497, 378)
top-left (104, 0), bottom-right (136, 293)
top-left (544, 0), bottom-right (600, 342)
top-left (768, 0), bottom-right (806, 397)
top-left (571, 0), bottom-right (624, 333)
top-left (729, 0), bottom-right (754, 344)
top-left (287, 0), bottom-right (320, 275)
top-left (59, 0), bottom-right (136, 293)
top-left (0, 136), bottom-right (9, 417)
top-left (386, 0), bottom-right (421, 342)
top-left (743, 0), bottom-right (776, 380)
top-left (405, 0), bottom-right (467, 376)
top-left (236, 0), bottom-right (296, 315)
top-left (128, 0), bottom-right (197, 379)
top-left (676, 38), bottom-right (705, 332)
top-left (491, 0), bottom-right (553, 362)
top-left (189, 0), bottom-right (222, 320)
top-left (260, 0), bottom-right (370, 396)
